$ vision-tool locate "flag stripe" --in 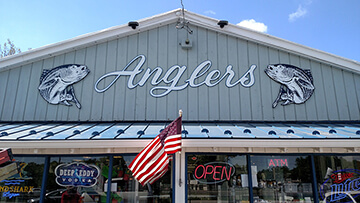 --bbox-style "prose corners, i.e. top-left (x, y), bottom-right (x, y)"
top-left (137, 152), bottom-right (168, 185)
top-left (138, 151), bottom-right (168, 184)
top-left (148, 166), bottom-right (169, 184)
top-left (164, 133), bottom-right (182, 154)
top-left (165, 139), bottom-right (181, 146)
top-left (165, 146), bottom-right (181, 152)
top-left (129, 116), bottom-right (182, 185)
top-left (136, 148), bottom-right (164, 180)
top-left (129, 137), bottom-right (159, 170)
top-left (129, 137), bottom-right (161, 173)
top-left (131, 138), bottom-right (163, 177)
top-left (142, 156), bottom-right (169, 184)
